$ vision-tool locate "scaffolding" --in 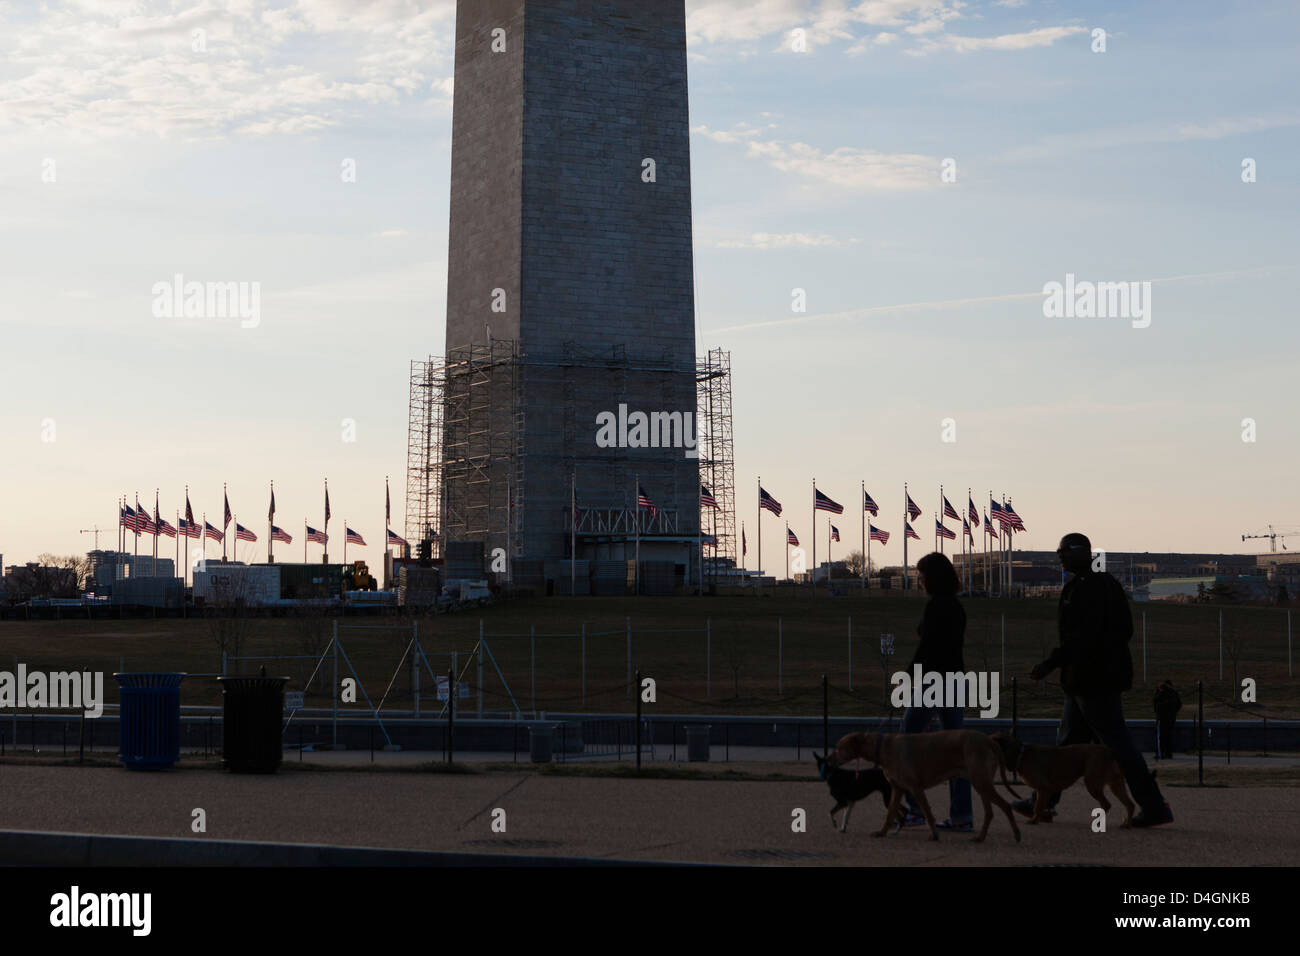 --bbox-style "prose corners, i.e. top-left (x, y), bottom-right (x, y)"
top-left (406, 341), bottom-right (732, 586)
top-left (405, 341), bottom-right (524, 566)
top-left (697, 348), bottom-right (736, 584)
top-left (405, 359), bottom-right (443, 556)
